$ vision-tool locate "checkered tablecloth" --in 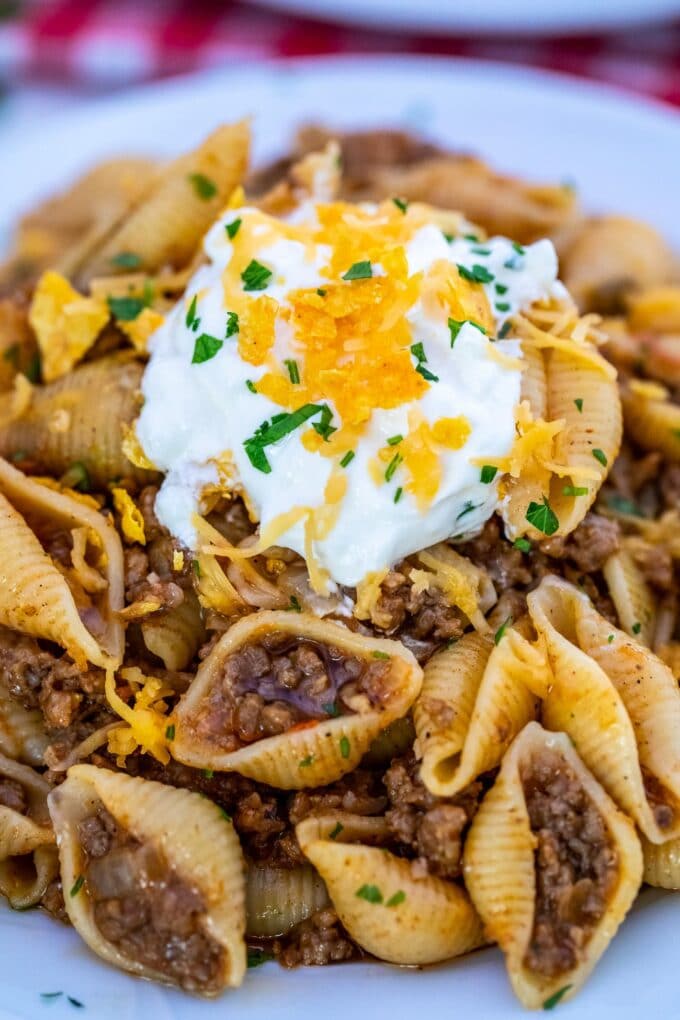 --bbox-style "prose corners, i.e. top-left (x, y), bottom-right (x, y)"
top-left (1, 0), bottom-right (680, 108)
